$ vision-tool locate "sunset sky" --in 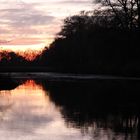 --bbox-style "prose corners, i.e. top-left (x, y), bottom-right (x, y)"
top-left (0, 0), bottom-right (94, 51)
